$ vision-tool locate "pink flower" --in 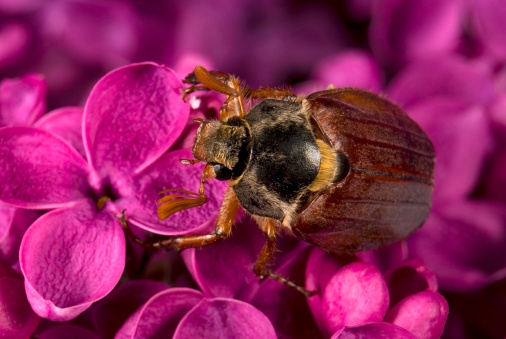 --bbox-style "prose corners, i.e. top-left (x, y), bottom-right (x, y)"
top-left (0, 62), bottom-right (226, 321)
